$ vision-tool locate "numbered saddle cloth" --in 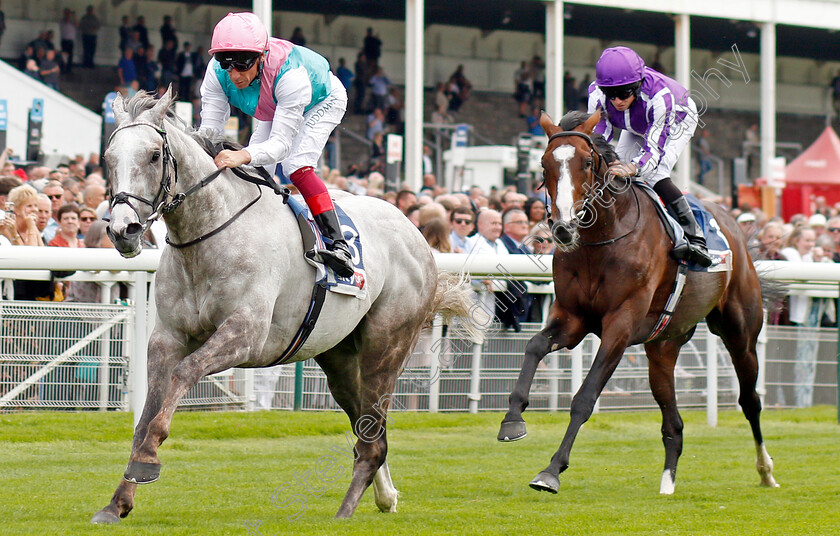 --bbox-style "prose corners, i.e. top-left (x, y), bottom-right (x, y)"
top-left (286, 195), bottom-right (367, 299)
